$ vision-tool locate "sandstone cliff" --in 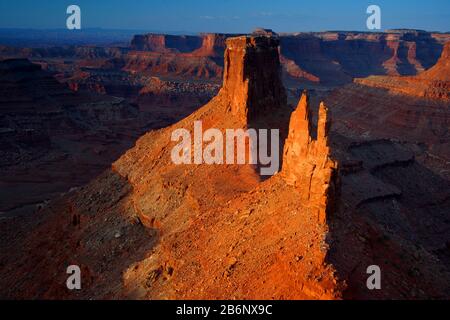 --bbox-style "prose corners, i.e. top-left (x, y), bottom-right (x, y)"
top-left (221, 36), bottom-right (286, 122)
top-left (124, 30), bottom-right (450, 85)
top-left (2, 30), bottom-right (449, 88)
top-left (130, 34), bottom-right (203, 53)
top-left (354, 41), bottom-right (450, 101)
top-left (419, 41), bottom-right (450, 81)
